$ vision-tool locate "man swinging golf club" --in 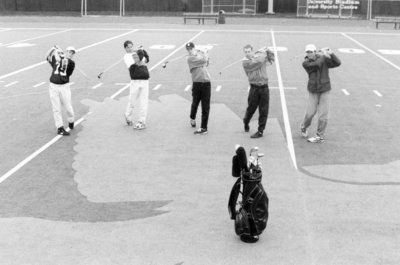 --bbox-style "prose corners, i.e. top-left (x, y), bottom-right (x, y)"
top-left (123, 40), bottom-right (150, 130)
top-left (242, 44), bottom-right (274, 138)
top-left (186, 42), bottom-right (211, 135)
